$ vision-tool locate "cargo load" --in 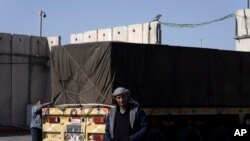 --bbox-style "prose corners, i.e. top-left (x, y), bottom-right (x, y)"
top-left (51, 42), bottom-right (250, 107)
